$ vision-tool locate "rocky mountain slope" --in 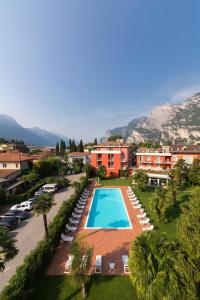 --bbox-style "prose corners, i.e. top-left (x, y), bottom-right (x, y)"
top-left (106, 93), bottom-right (200, 143)
top-left (0, 114), bottom-right (69, 146)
